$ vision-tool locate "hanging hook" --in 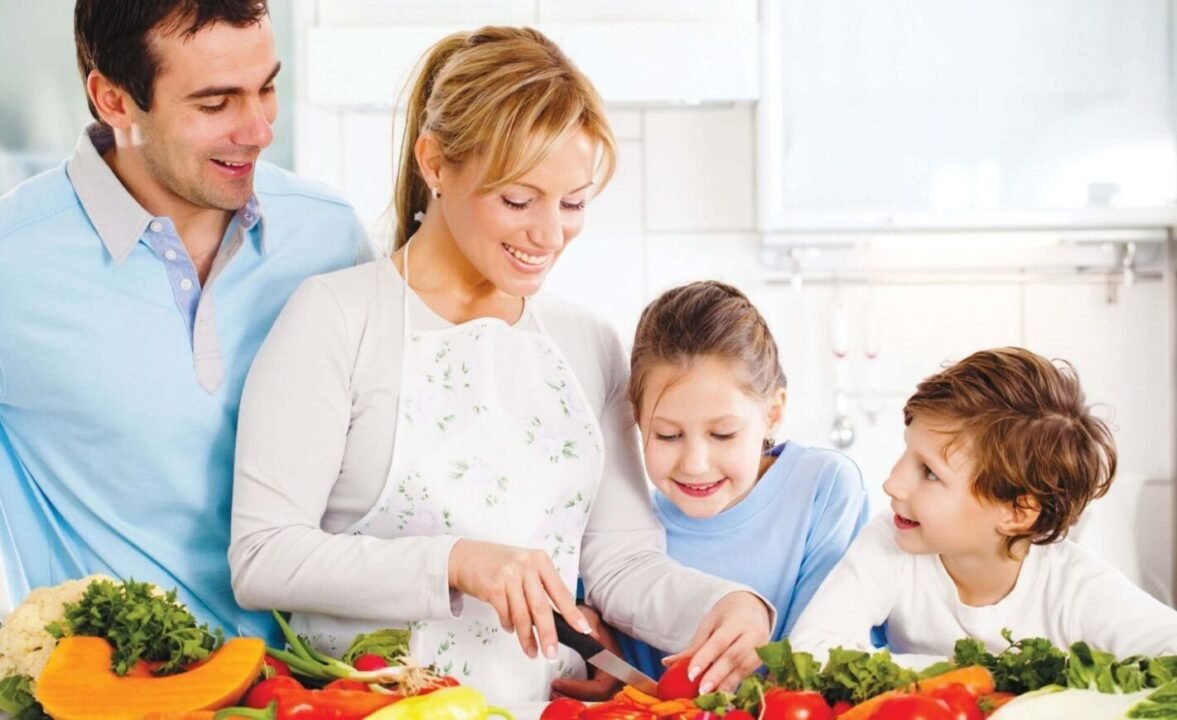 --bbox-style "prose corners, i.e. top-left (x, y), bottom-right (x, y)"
top-left (1121, 241), bottom-right (1136, 289)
